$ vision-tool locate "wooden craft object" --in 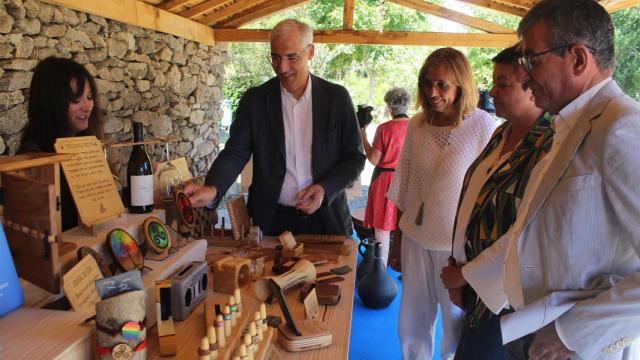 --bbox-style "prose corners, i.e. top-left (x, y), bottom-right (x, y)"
top-left (142, 216), bottom-right (171, 261)
top-left (277, 231), bottom-right (297, 250)
top-left (212, 256), bottom-right (251, 295)
top-left (77, 246), bottom-right (113, 277)
top-left (254, 326), bottom-right (274, 360)
top-left (156, 280), bottom-right (177, 356)
top-left (96, 290), bottom-right (147, 360)
top-left (248, 254), bottom-right (265, 281)
top-left (190, 206), bottom-right (218, 239)
top-left (303, 243), bottom-right (352, 256)
top-left (54, 136), bottom-right (124, 231)
top-left (283, 243), bottom-right (304, 261)
top-left (254, 259), bottom-right (316, 302)
top-left (294, 234), bottom-right (347, 245)
top-left (162, 198), bottom-right (187, 248)
top-left (175, 190), bottom-right (195, 229)
top-left (201, 296), bottom-right (262, 360)
top-left (227, 195), bottom-right (250, 241)
top-left (300, 282), bottom-right (341, 306)
top-left (277, 319), bottom-right (332, 352)
top-left (106, 228), bottom-right (144, 272)
top-left (1, 169), bottom-right (63, 293)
